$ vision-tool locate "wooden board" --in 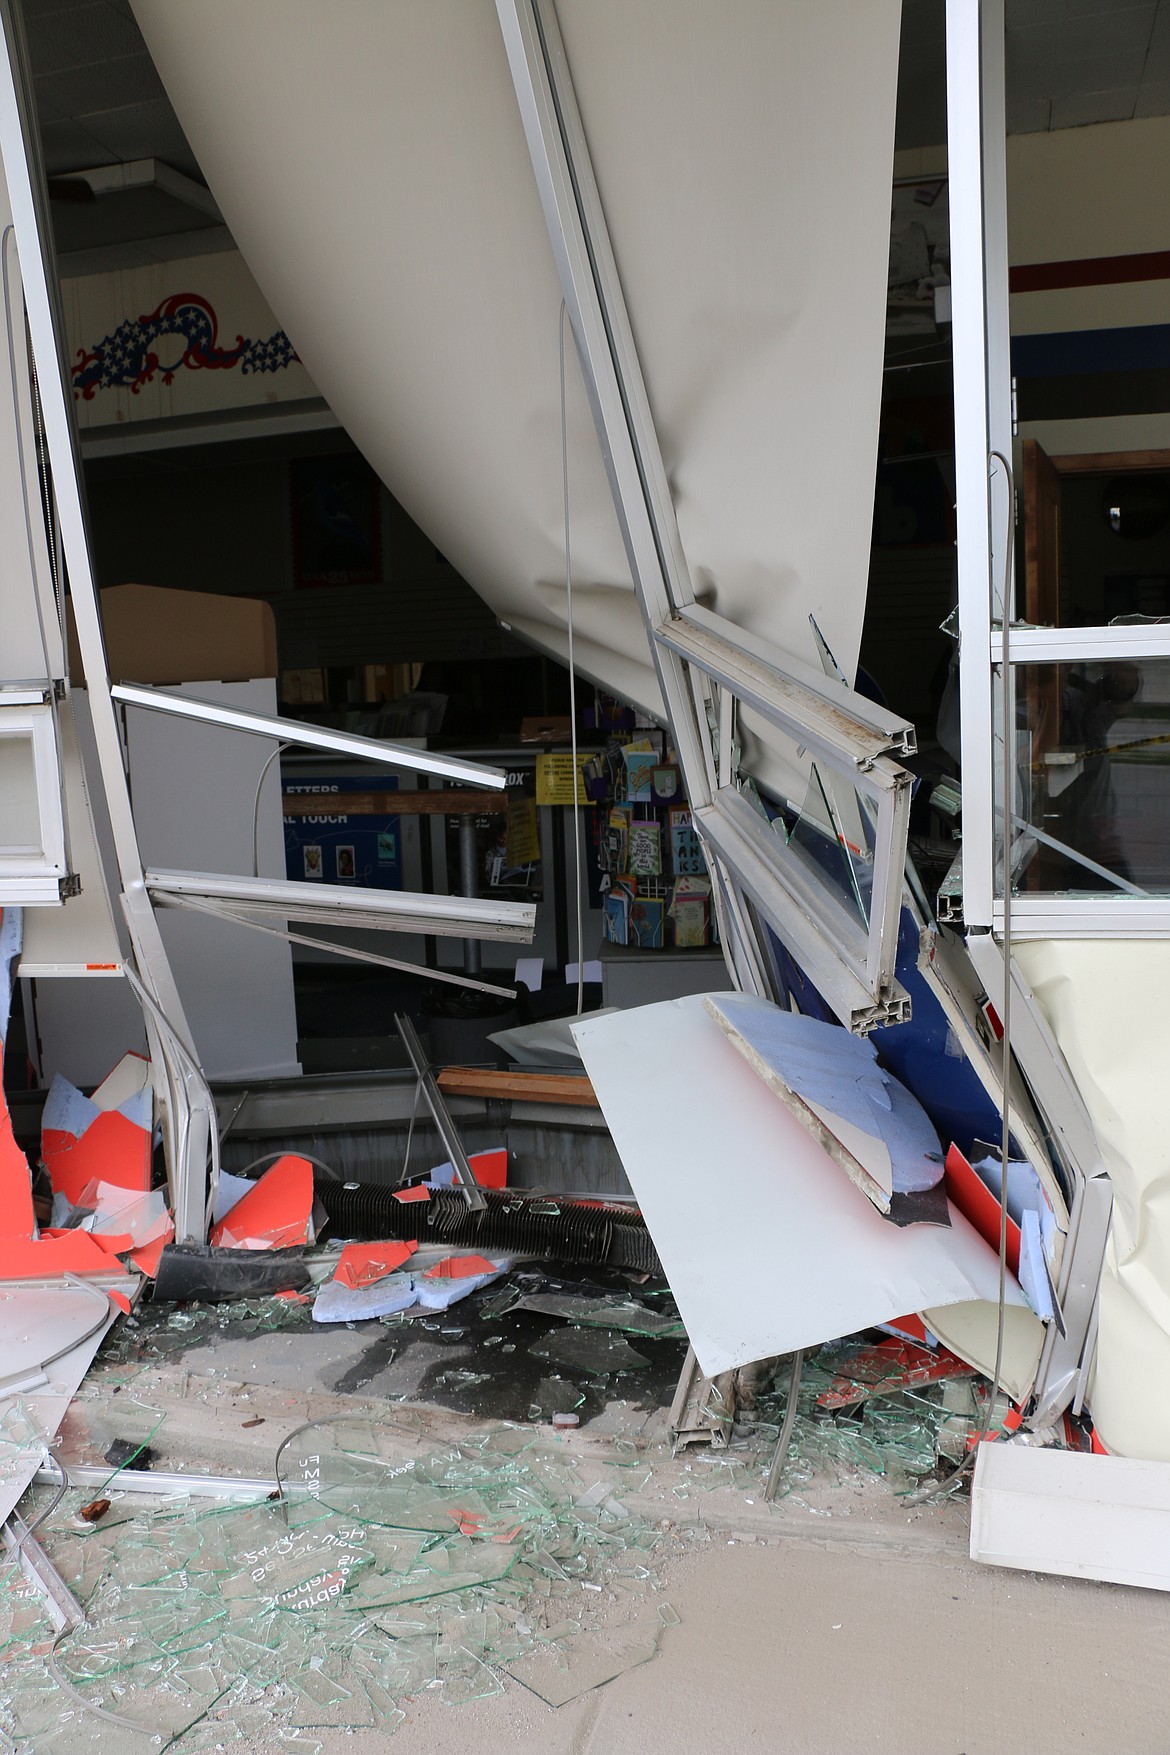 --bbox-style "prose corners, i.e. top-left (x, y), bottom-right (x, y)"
top-left (283, 790), bottom-right (507, 817)
top-left (436, 1066), bottom-right (599, 1107)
